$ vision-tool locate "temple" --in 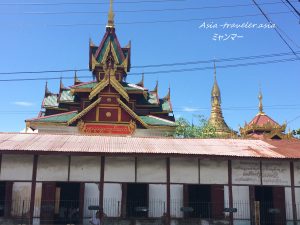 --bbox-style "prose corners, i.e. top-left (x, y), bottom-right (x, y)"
top-left (240, 88), bottom-right (288, 139)
top-left (25, 0), bottom-right (175, 136)
top-left (207, 62), bottom-right (236, 137)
